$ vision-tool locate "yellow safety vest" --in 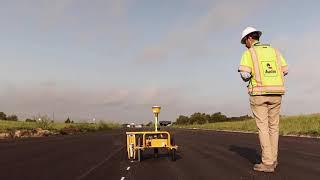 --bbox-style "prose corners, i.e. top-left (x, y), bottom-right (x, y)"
top-left (239, 42), bottom-right (288, 95)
